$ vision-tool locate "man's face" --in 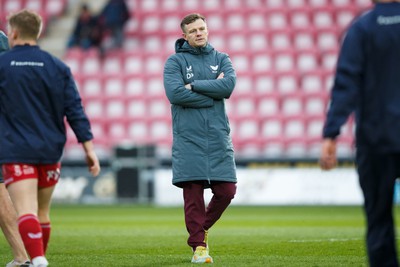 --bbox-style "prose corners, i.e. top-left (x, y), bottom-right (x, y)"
top-left (183, 18), bottom-right (208, 48)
